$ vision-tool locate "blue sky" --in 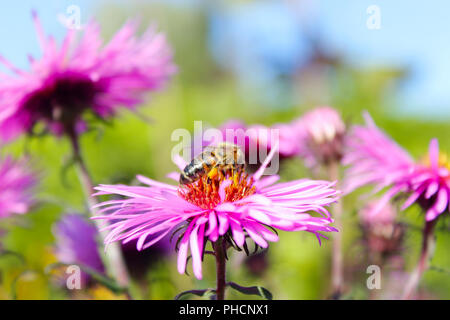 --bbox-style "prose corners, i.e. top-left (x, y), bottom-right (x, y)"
top-left (0, 0), bottom-right (94, 69)
top-left (314, 0), bottom-right (450, 118)
top-left (0, 0), bottom-right (449, 119)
